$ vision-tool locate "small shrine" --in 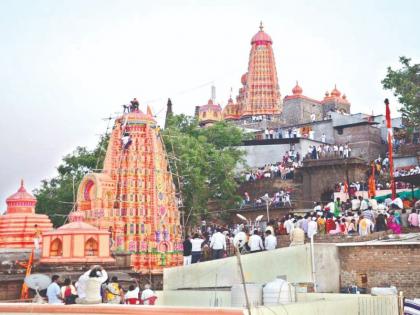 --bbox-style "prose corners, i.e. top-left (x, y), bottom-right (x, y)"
top-left (40, 211), bottom-right (114, 264)
top-left (0, 180), bottom-right (52, 249)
